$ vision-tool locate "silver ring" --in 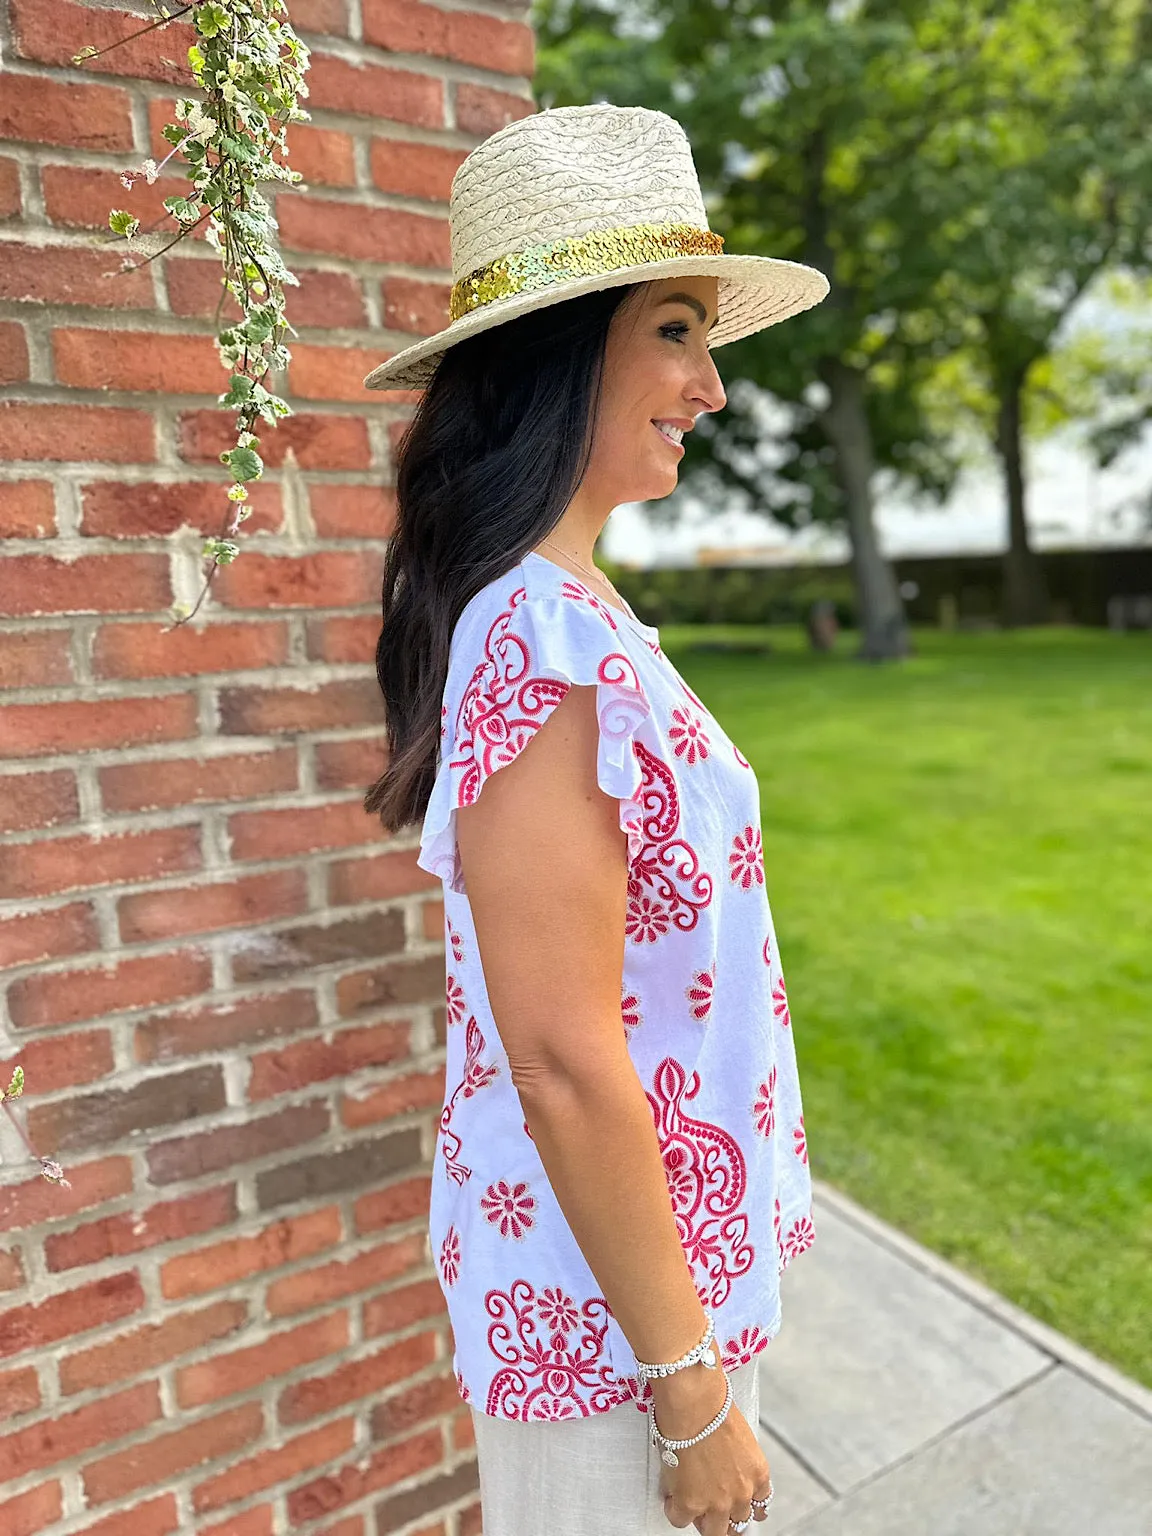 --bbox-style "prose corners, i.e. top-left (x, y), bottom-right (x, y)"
top-left (728, 1521), bottom-right (751, 1533)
